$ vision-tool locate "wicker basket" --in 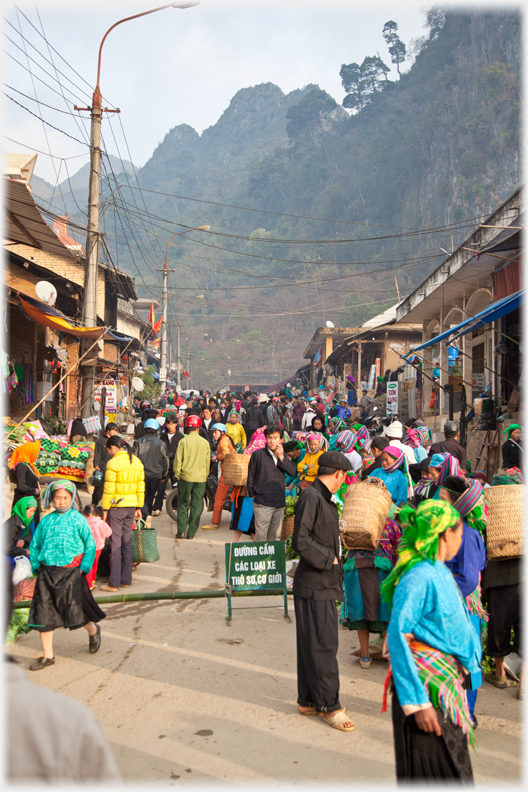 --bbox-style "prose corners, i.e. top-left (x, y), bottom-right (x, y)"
top-left (281, 515), bottom-right (295, 541)
top-left (223, 453), bottom-right (250, 486)
top-left (340, 477), bottom-right (392, 552)
top-left (486, 484), bottom-right (524, 559)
